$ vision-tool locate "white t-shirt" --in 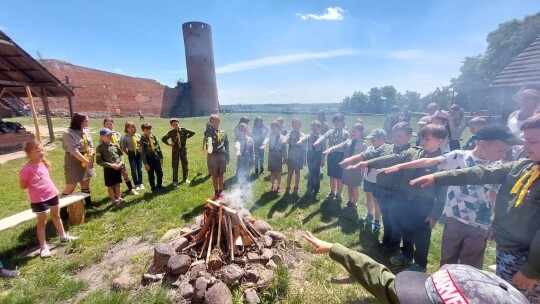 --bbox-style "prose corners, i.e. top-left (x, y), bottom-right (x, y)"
top-left (363, 146), bottom-right (378, 183)
top-left (436, 150), bottom-right (498, 230)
